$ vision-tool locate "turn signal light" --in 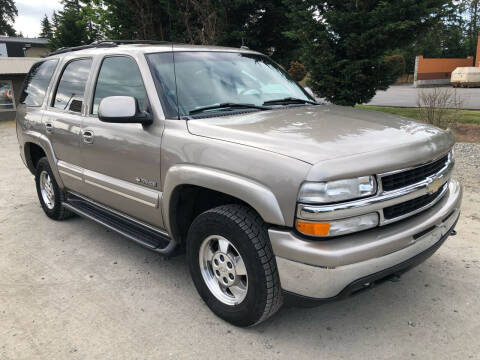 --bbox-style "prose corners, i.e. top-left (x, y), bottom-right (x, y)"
top-left (296, 213), bottom-right (379, 237)
top-left (296, 220), bottom-right (330, 236)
